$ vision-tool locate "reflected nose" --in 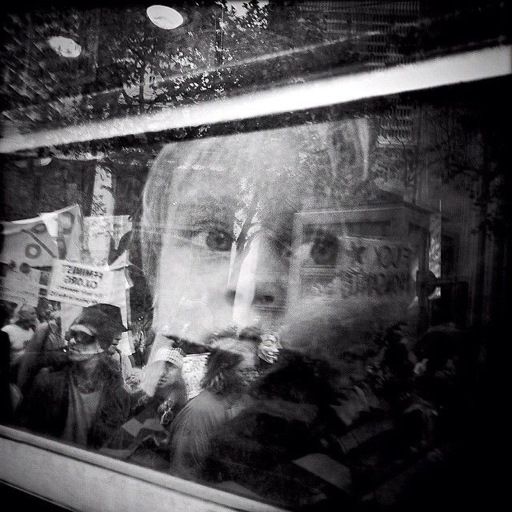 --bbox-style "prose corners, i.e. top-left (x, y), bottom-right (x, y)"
top-left (229, 230), bottom-right (288, 316)
top-left (252, 235), bottom-right (287, 307)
